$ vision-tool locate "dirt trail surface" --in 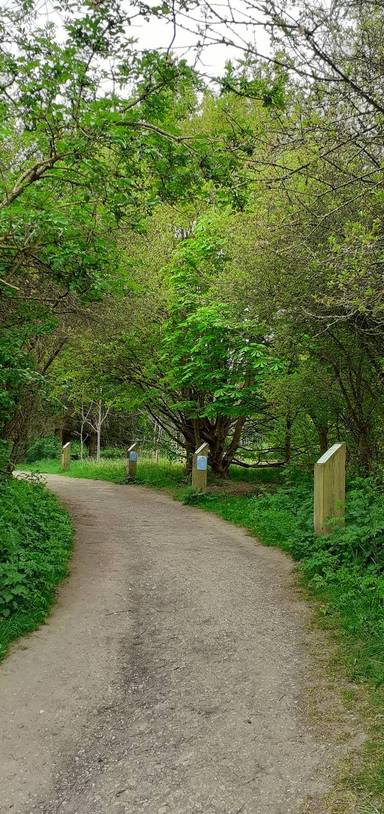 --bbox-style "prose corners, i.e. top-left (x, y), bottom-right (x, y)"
top-left (1, 475), bottom-right (344, 814)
